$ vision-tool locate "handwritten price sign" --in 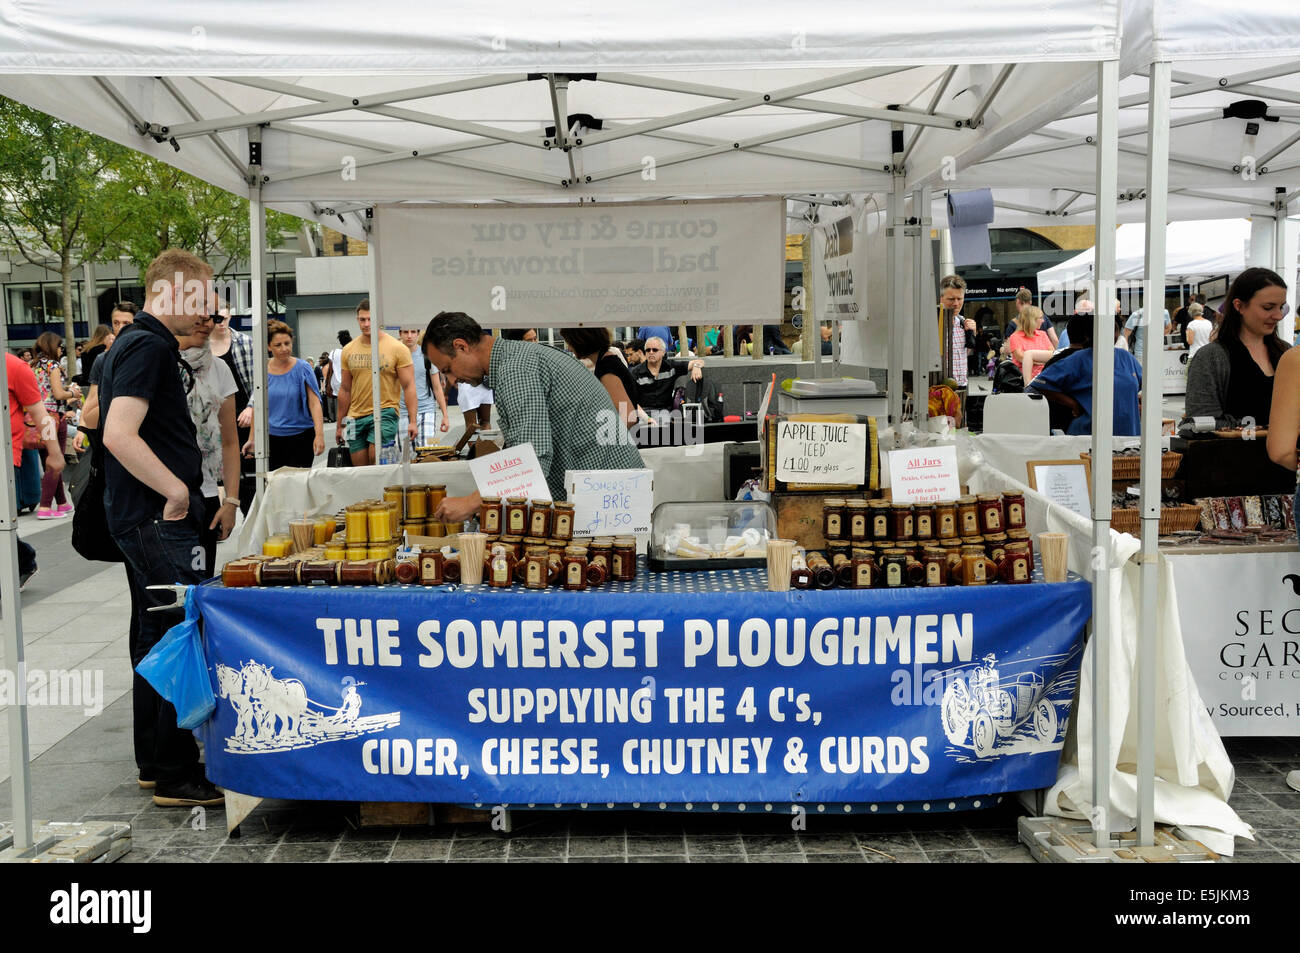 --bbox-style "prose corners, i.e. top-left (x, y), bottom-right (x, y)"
top-left (886, 445), bottom-right (961, 504)
top-left (565, 469), bottom-right (654, 538)
top-left (774, 421), bottom-right (866, 484)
